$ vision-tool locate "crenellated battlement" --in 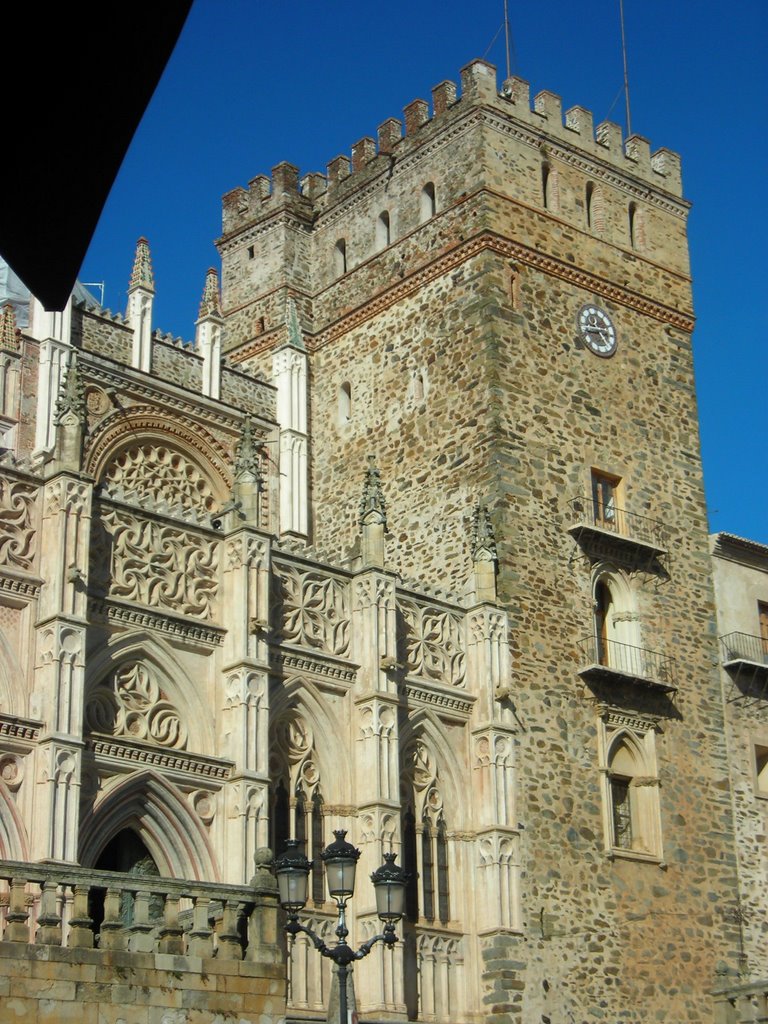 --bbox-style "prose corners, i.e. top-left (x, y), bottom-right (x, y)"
top-left (221, 57), bottom-right (683, 237)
